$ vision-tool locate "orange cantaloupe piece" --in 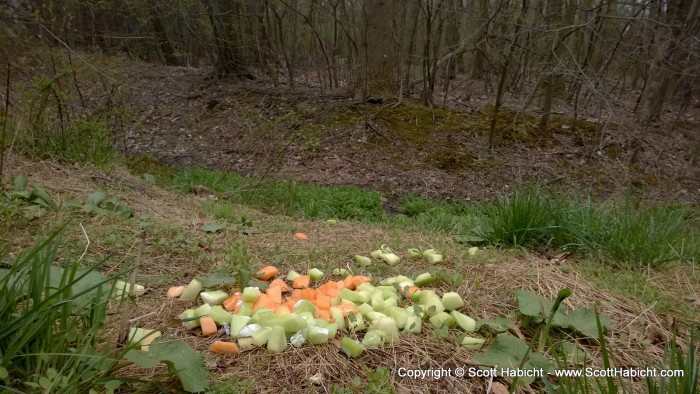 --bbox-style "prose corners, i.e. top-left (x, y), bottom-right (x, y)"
top-left (166, 286), bottom-right (186, 298)
top-left (292, 275), bottom-right (310, 289)
top-left (255, 266), bottom-right (279, 281)
top-left (315, 294), bottom-right (331, 310)
top-left (294, 232), bottom-right (308, 240)
top-left (200, 316), bottom-right (218, 336)
top-left (339, 302), bottom-right (359, 317)
top-left (223, 293), bottom-right (242, 312)
top-left (404, 286), bottom-right (420, 299)
top-left (326, 288), bottom-right (340, 298)
top-left (210, 341), bottom-right (239, 355)
top-left (300, 288), bottom-right (316, 300)
top-left (343, 275), bottom-right (355, 290)
top-left (253, 293), bottom-right (273, 311)
top-left (315, 309), bottom-right (332, 322)
top-left (266, 286), bottom-right (283, 305)
top-left (291, 289), bottom-right (303, 300)
top-left (269, 278), bottom-right (292, 292)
